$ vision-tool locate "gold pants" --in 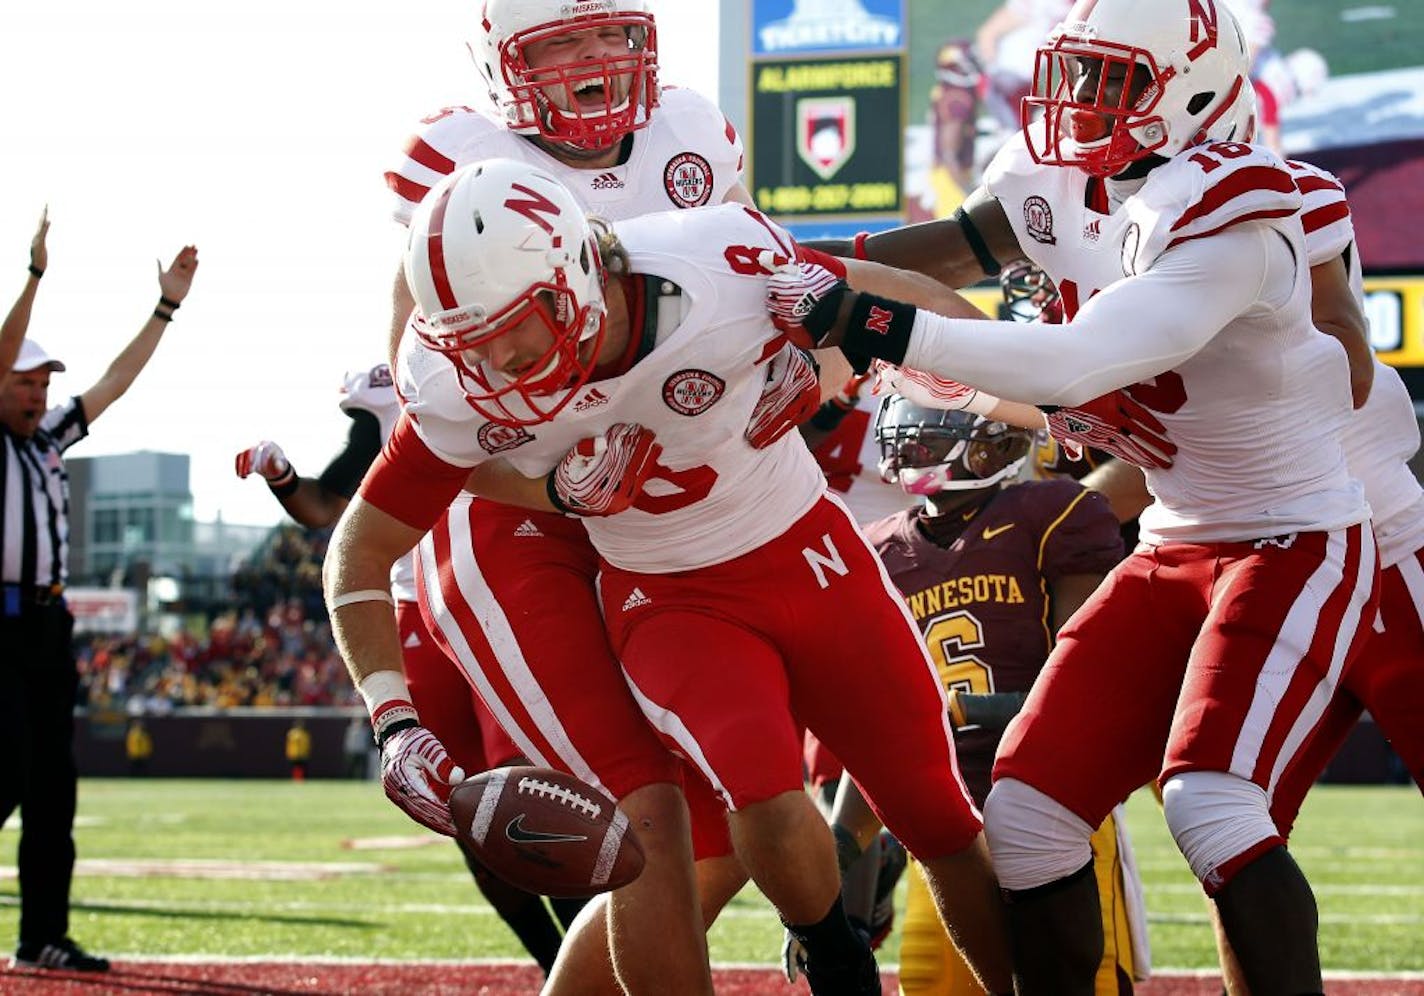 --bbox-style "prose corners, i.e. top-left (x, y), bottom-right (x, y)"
top-left (898, 810), bottom-right (1136, 995)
